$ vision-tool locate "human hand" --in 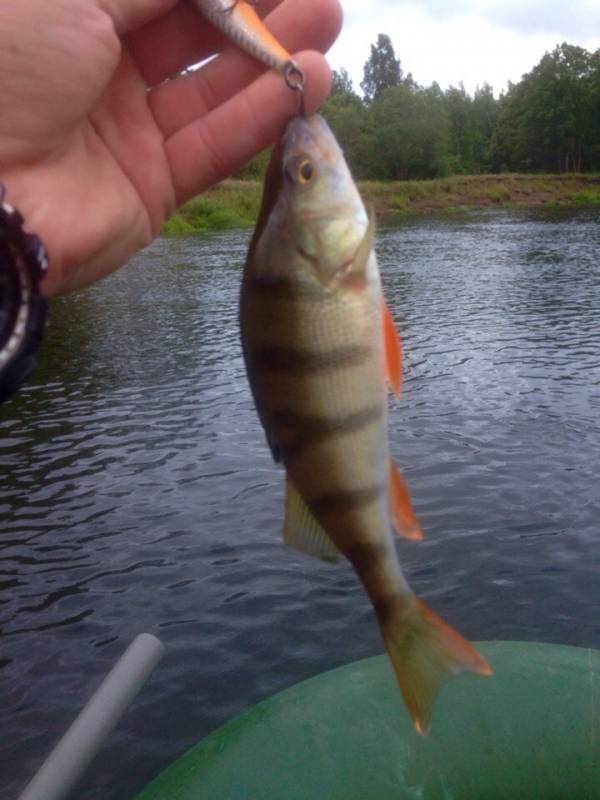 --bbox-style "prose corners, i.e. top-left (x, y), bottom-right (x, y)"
top-left (0, 0), bottom-right (341, 295)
